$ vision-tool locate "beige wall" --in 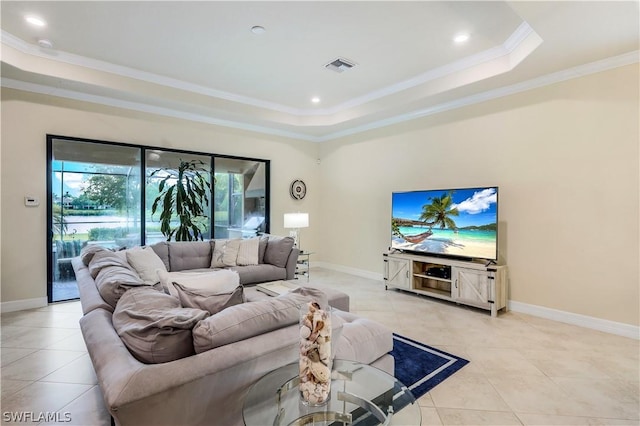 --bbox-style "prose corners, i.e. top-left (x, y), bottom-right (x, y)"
top-left (319, 64), bottom-right (639, 326)
top-left (1, 64), bottom-right (638, 327)
top-left (0, 90), bottom-right (320, 303)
